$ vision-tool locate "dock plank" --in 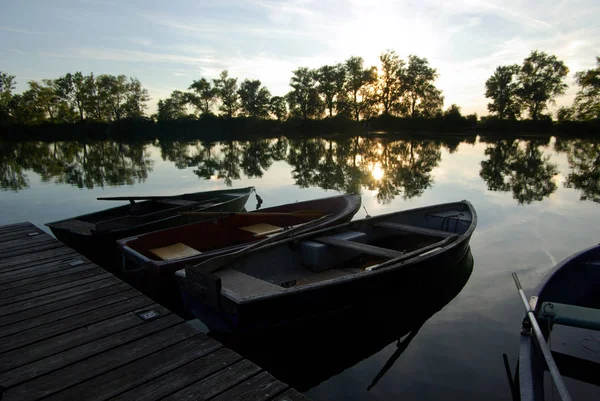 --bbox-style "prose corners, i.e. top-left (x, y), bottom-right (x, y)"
top-left (0, 294), bottom-right (153, 353)
top-left (0, 266), bottom-right (107, 299)
top-left (0, 276), bottom-right (121, 317)
top-left (46, 333), bottom-right (222, 401)
top-left (162, 359), bottom-right (263, 401)
top-left (1, 262), bottom-right (97, 290)
top-left (0, 312), bottom-right (178, 388)
top-left (0, 287), bottom-right (140, 338)
top-left (0, 247), bottom-right (78, 271)
top-left (111, 348), bottom-right (243, 401)
top-left (0, 272), bottom-right (113, 306)
top-left (3, 323), bottom-right (201, 401)
top-left (273, 389), bottom-right (312, 401)
top-left (210, 370), bottom-right (288, 401)
top-left (0, 282), bottom-right (130, 327)
top-left (0, 258), bottom-right (93, 284)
